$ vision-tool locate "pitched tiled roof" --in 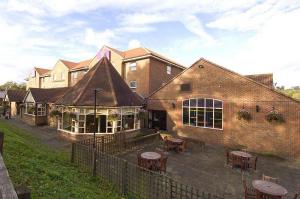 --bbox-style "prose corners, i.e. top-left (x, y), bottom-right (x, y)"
top-left (6, 90), bottom-right (27, 102)
top-left (56, 57), bottom-right (143, 106)
top-left (245, 74), bottom-right (274, 88)
top-left (35, 67), bottom-right (51, 76)
top-left (28, 87), bottom-right (69, 103)
top-left (122, 47), bottom-right (185, 69)
top-left (60, 59), bottom-right (92, 70)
